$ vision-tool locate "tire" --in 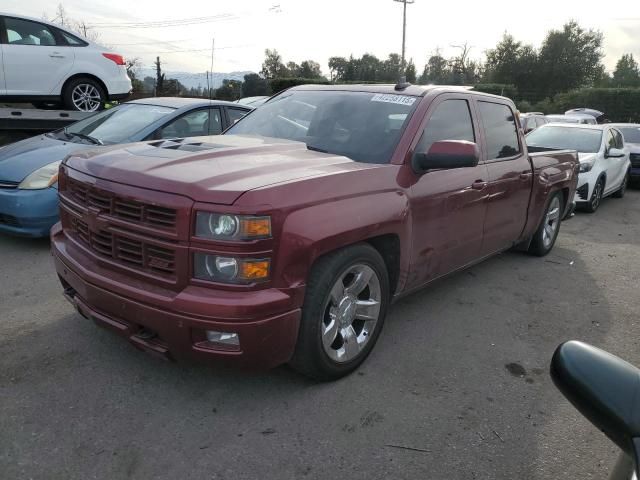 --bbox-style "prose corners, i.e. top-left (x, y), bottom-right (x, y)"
top-left (612, 171), bottom-right (629, 198)
top-left (583, 177), bottom-right (604, 213)
top-left (289, 244), bottom-right (390, 381)
top-left (63, 77), bottom-right (106, 112)
top-left (528, 192), bottom-right (563, 257)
